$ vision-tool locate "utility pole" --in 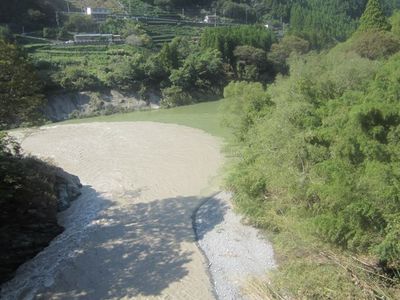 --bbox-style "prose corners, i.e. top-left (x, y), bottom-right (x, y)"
top-left (56, 11), bottom-right (60, 28)
top-left (67, 1), bottom-right (70, 13)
